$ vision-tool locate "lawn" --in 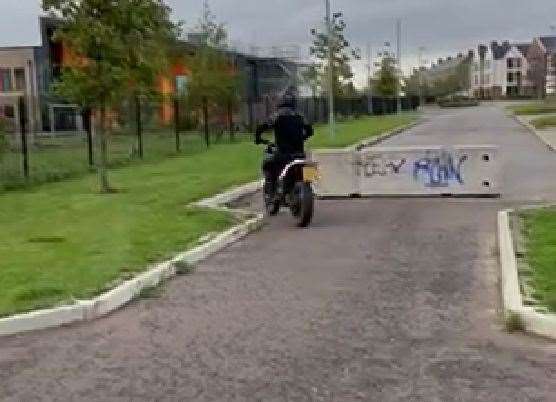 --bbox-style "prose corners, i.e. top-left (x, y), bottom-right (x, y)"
top-left (0, 129), bottom-right (220, 191)
top-left (508, 102), bottom-right (556, 116)
top-left (0, 113), bottom-right (418, 317)
top-left (530, 115), bottom-right (556, 129)
top-left (308, 113), bottom-right (417, 148)
top-left (1, 112), bottom-right (416, 191)
top-left (521, 207), bottom-right (556, 312)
